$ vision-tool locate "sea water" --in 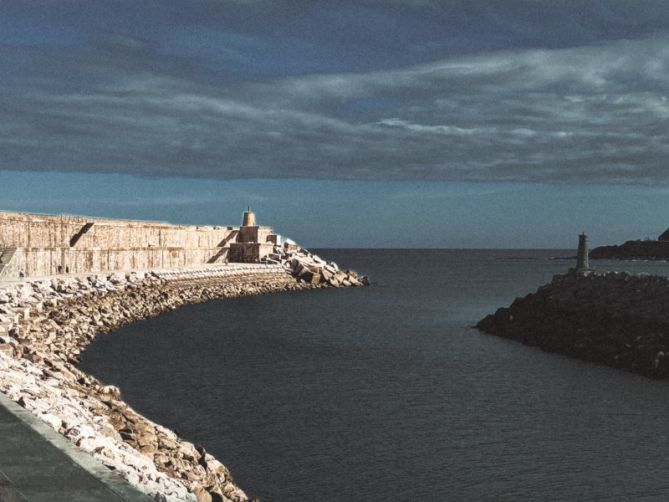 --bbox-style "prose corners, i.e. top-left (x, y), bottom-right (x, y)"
top-left (79, 250), bottom-right (669, 501)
